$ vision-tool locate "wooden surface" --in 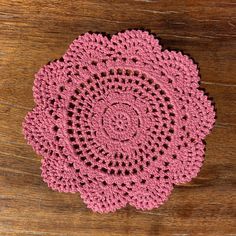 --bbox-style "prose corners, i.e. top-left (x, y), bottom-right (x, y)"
top-left (0, 1), bottom-right (236, 235)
